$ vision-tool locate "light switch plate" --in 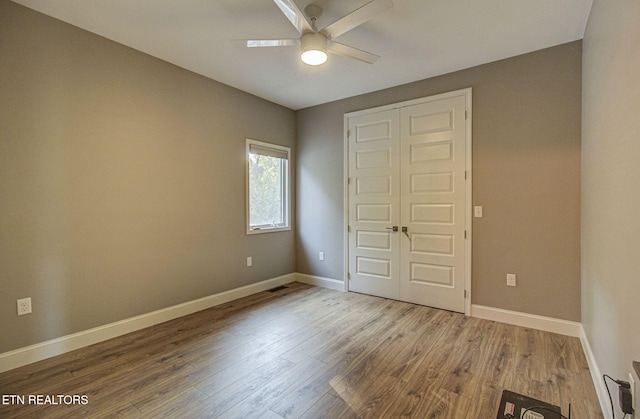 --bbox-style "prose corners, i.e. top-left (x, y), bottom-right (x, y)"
top-left (506, 274), bottom-right (516, 287)
top-left (474, 206), bottom-right (483, 217)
